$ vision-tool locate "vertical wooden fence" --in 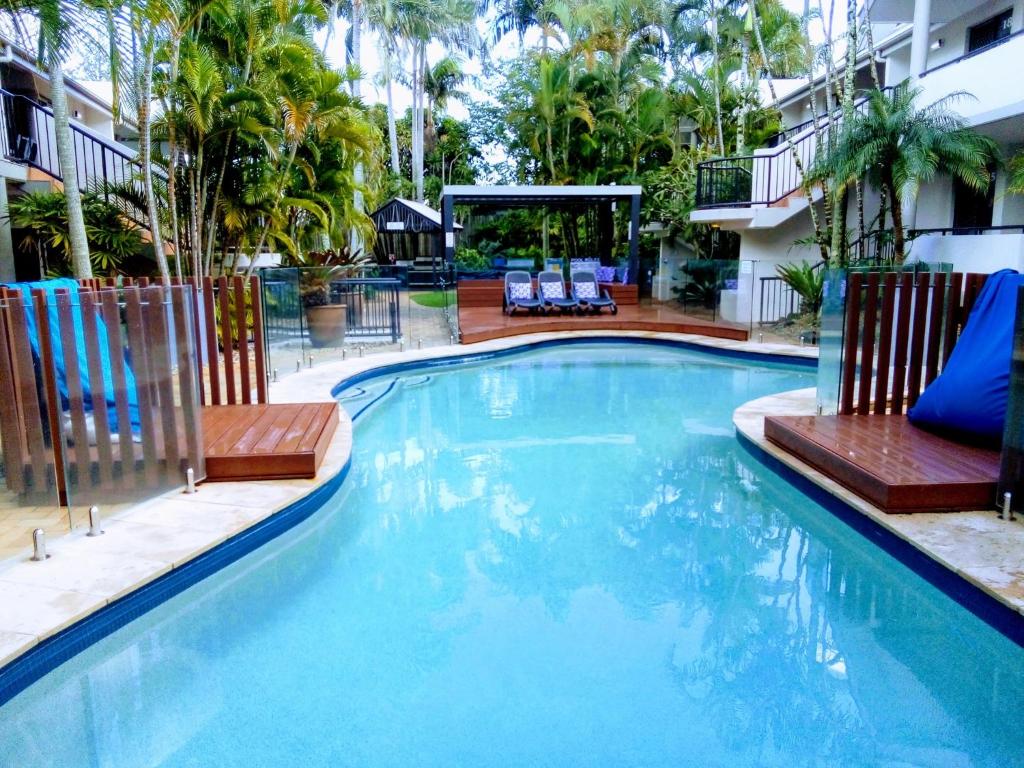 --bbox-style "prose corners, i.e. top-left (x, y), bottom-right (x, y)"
top-left (0, 275), bottom-right (271, 505)
top-left (838, 271), bottom-right (988, 416)
top-left (0, 284), bottom-right (204, 500)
